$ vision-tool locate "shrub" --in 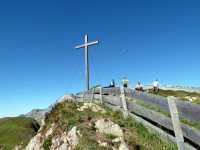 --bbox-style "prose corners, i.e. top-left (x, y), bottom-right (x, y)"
top-left (66, 119), bottom-right (76, 131)
top-left (42, 136), bottom-right (52, 150)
